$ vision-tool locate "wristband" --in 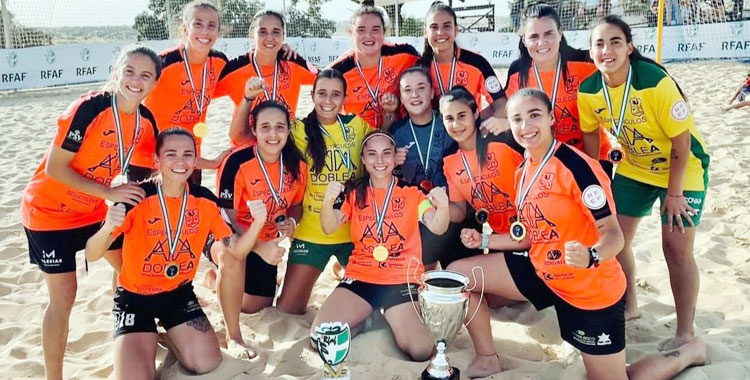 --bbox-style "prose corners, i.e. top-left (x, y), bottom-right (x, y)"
top-left (587, 247), bottom-right (600, 268)
top-left (480, 233), bottom-right (490, 250)
top-left (288, 217), bottom-right (297, 228)
top-left (243, 95), bottom-right (255, 103)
